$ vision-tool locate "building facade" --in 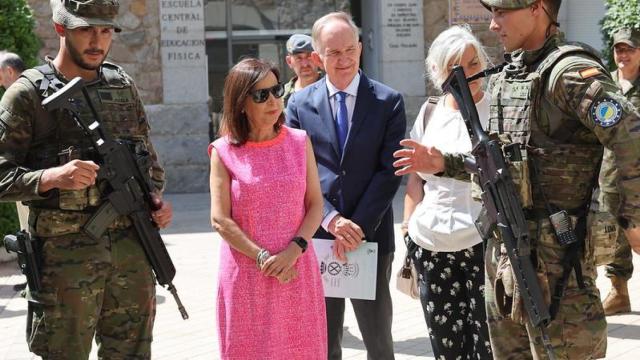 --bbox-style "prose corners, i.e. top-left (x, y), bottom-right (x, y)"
top-left (26, 0), bottom-right (606, 193)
